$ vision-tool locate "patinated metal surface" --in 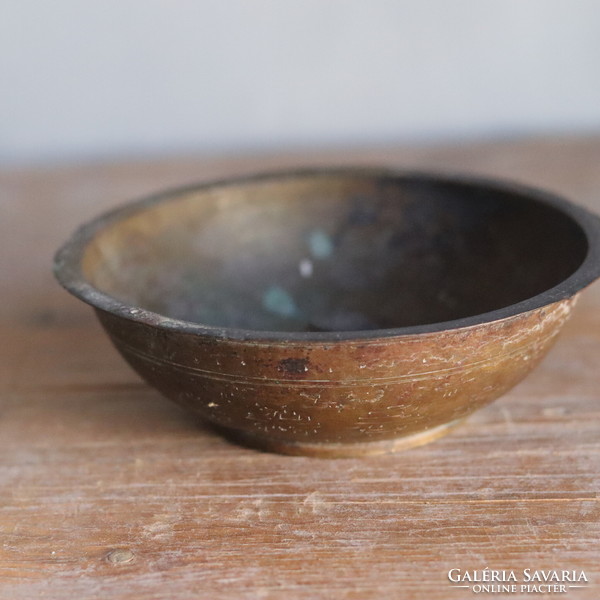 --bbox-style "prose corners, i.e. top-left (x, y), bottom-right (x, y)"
top-left (96, 297), bottom-right (576, 457)
top-left (54, 169), bottom-right (600, 456)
